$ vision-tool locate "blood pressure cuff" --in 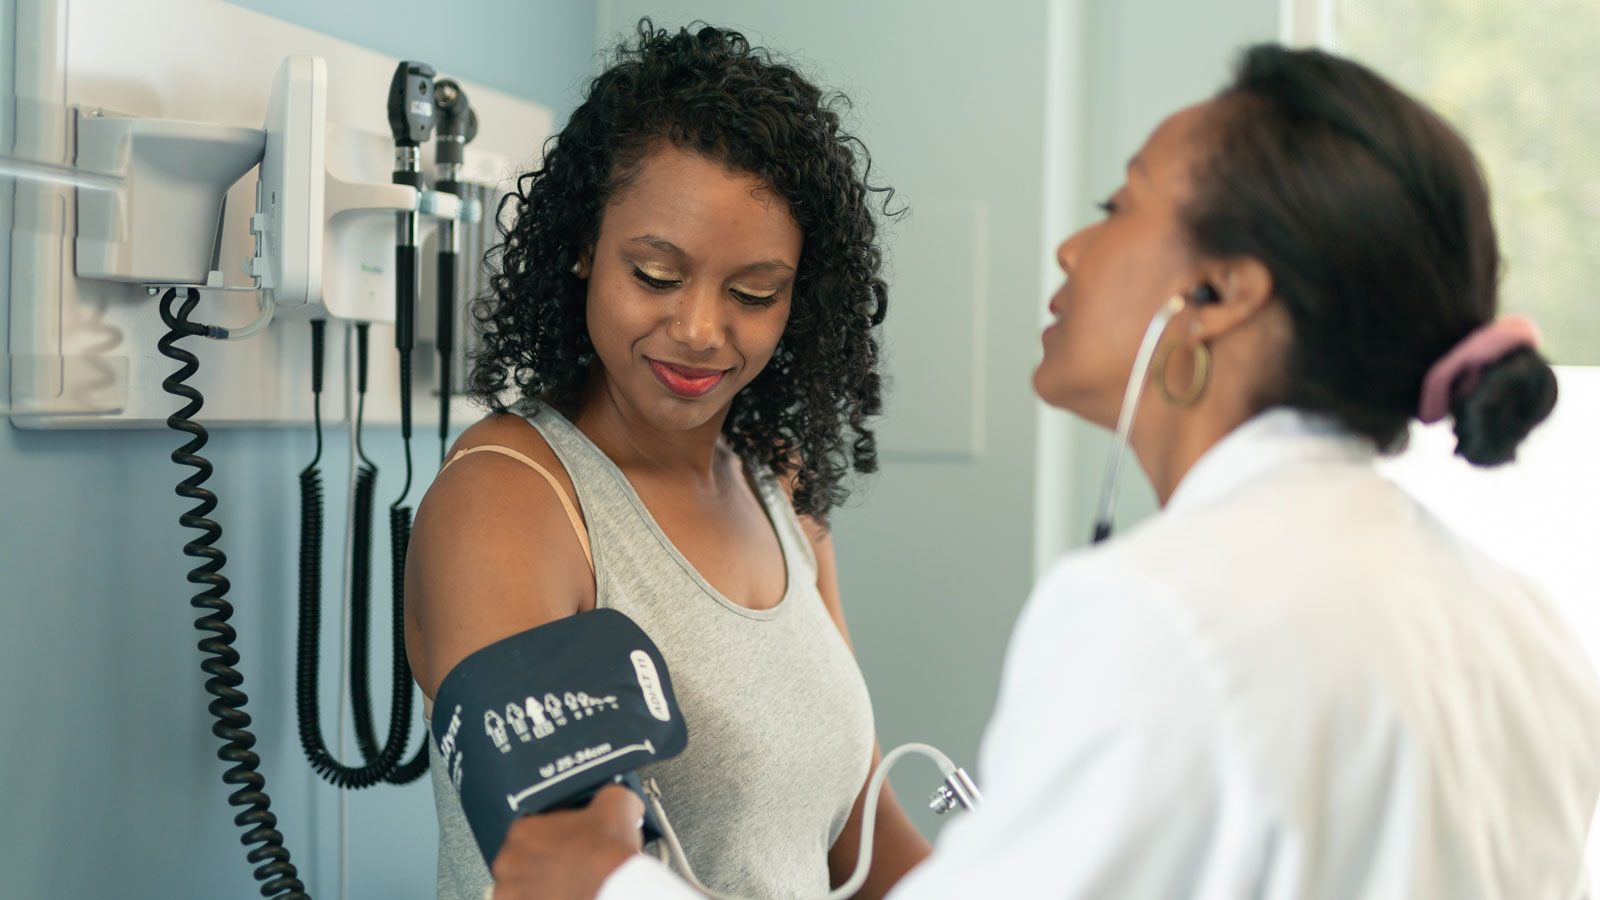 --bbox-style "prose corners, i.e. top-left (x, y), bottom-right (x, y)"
top-left (431, 608), bottom-right (689, 863)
